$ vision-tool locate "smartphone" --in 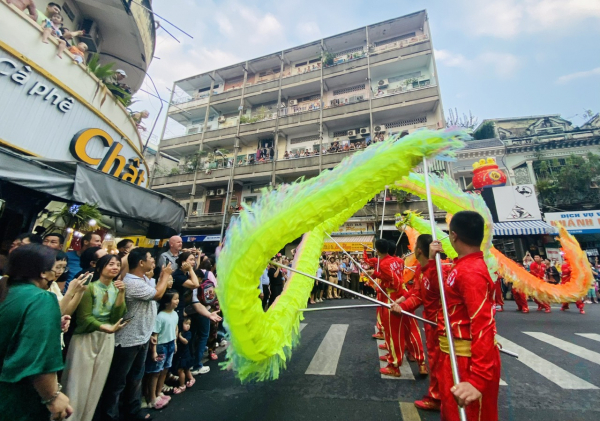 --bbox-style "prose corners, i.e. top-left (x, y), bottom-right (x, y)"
top-left (82, 273), bottom-right (94, 285)
top-left (122, 314), bottom-right (135, 323)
